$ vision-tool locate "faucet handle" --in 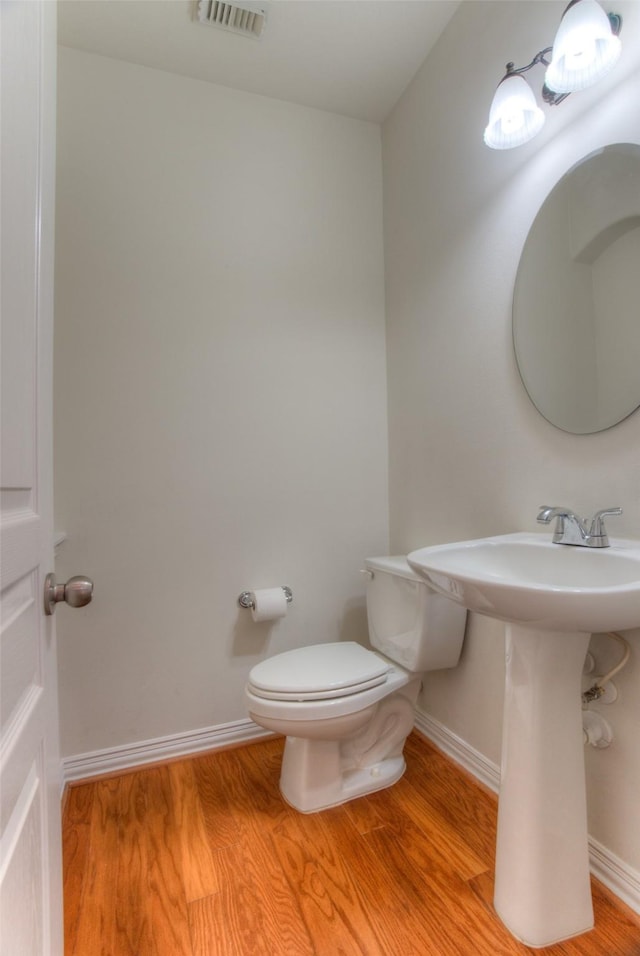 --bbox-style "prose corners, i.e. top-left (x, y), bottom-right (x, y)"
top-left (589, 507), bottom-right (622, 539)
